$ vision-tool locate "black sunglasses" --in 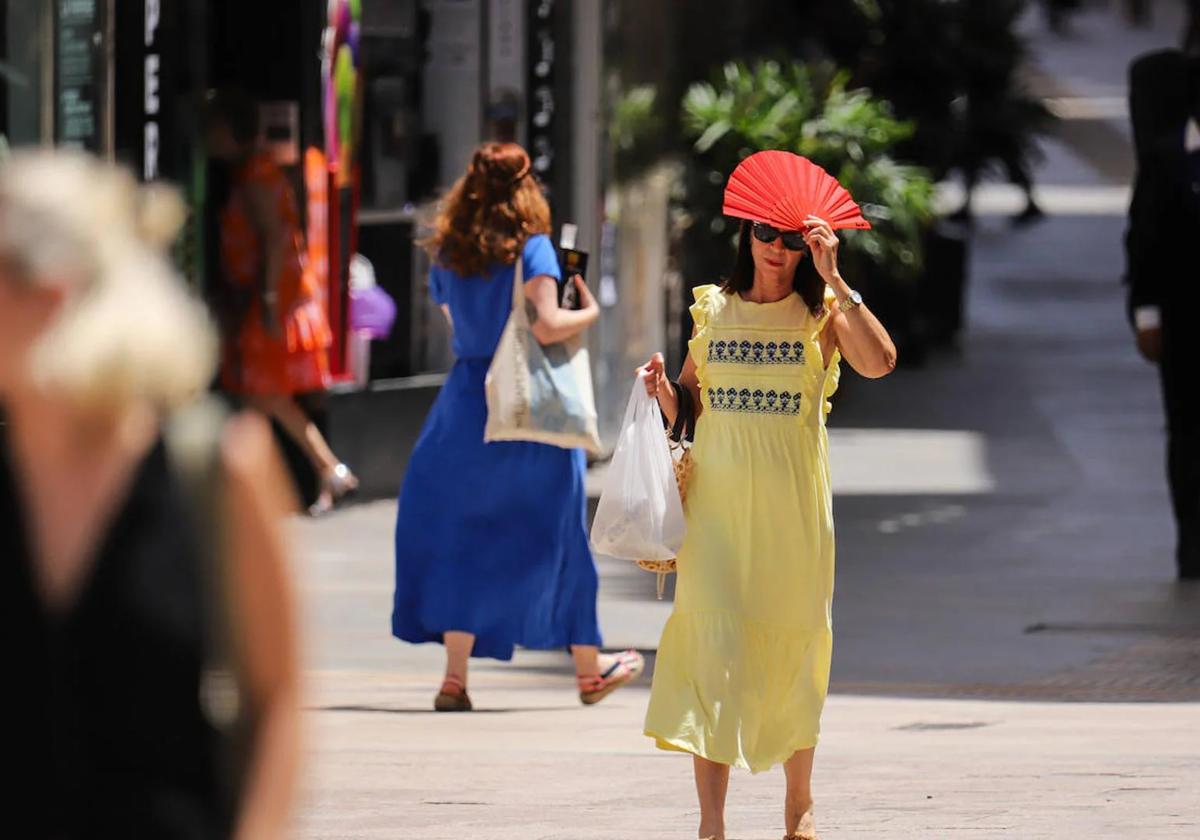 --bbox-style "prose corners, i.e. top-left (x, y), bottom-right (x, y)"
top-left (748, 222), bottom-right (806, 250)
top-left (751, 222), bottom-right (807, 252)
